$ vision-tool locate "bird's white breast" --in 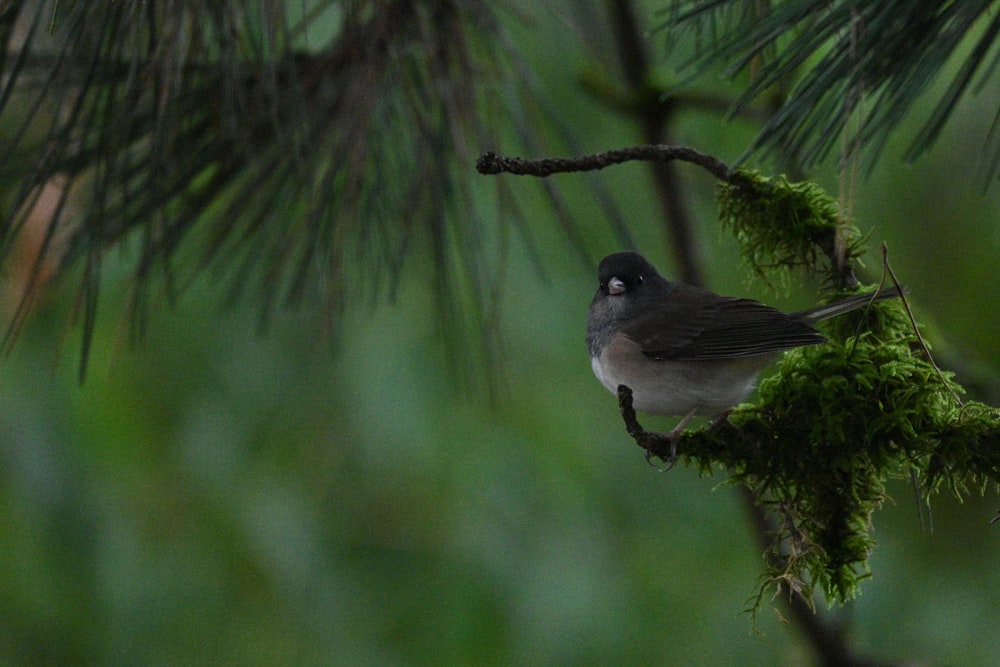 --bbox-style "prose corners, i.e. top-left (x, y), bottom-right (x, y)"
top-left (591, 336), bottom-right (775, 416)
